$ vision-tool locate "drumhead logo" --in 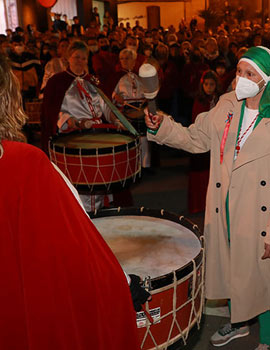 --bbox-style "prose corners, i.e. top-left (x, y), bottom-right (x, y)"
top-left (136, 307), bottom-right (161, 328)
